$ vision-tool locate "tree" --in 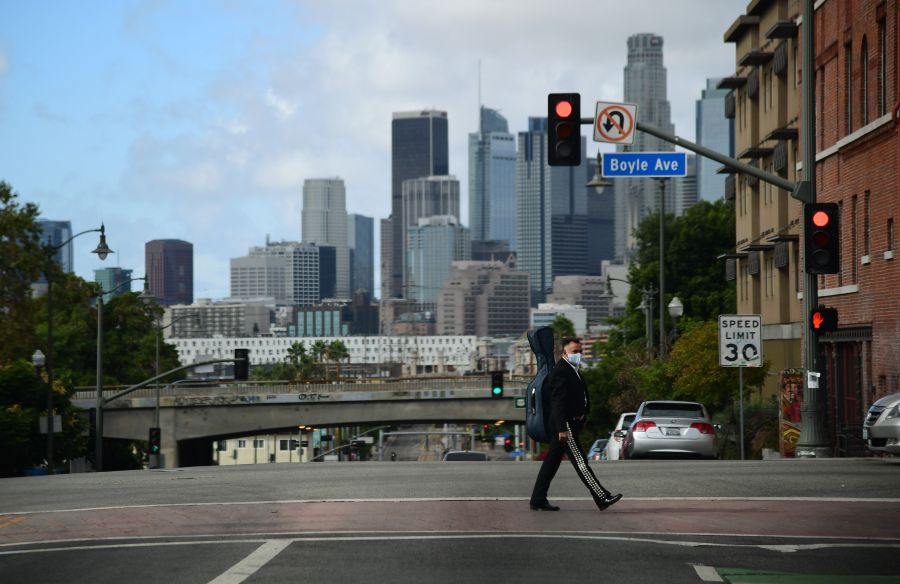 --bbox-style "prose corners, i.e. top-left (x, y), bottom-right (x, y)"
top-left (327, 340), bottom-right (350, 379)
top-left (0, 181), bottom-right (44, 364)
top-left (550, 315), bottom-right (576, 347)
